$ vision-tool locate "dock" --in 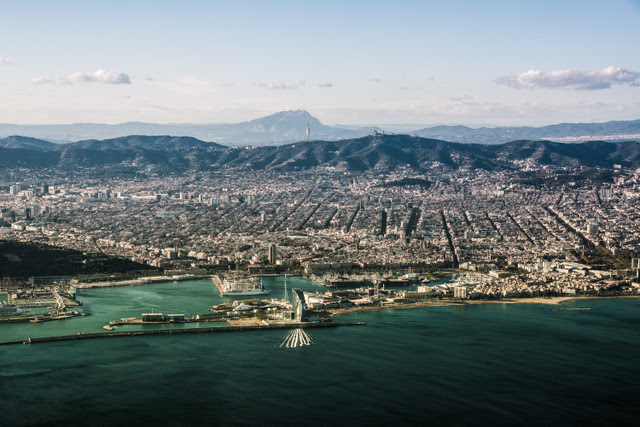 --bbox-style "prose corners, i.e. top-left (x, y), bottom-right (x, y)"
top-left (0, 321), bottom-right (366, 346)
top-left (211, 275), bottom-right (224, 294)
